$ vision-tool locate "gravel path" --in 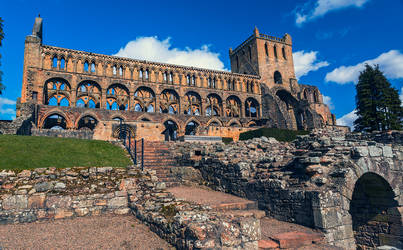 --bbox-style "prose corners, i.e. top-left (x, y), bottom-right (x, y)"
top-left (167, 186), bottom-right (252, 206)
top-left (0, 215), bottom-right (173, 250)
